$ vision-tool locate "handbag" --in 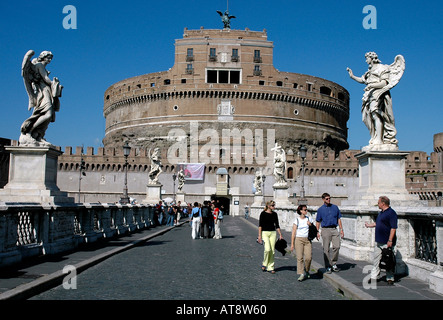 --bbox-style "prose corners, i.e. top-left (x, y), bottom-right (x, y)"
top-left (379, 247), bottom-right (396, 272)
